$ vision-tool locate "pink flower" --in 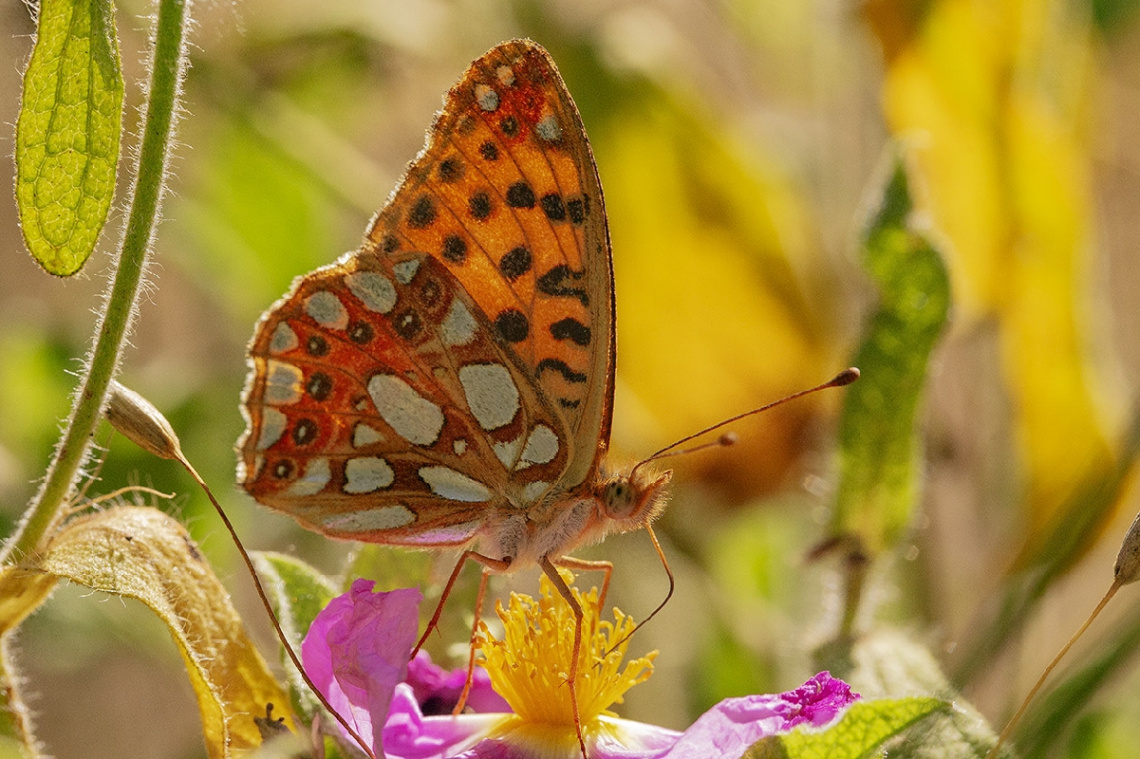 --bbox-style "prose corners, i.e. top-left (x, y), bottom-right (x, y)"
top-left (300, 579), bottom-right (421, 756)
top-left (301, 578), bottom-right (858, 759)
